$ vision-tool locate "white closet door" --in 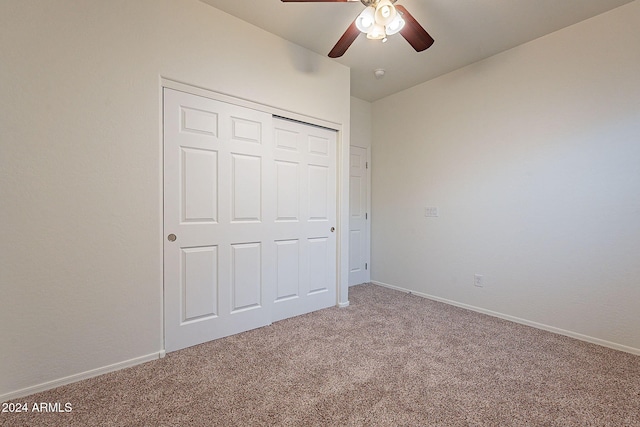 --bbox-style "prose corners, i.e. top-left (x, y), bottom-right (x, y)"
top-left (164, 88), bottom-right (274, 352)
top-left (164, 90), bottom-right (338, 352)
top-left (271, 117), bottom-right (337, 322)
